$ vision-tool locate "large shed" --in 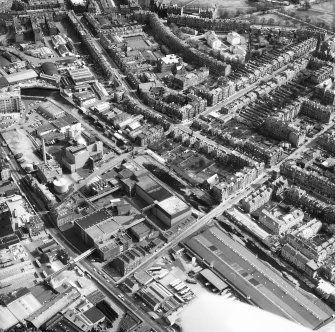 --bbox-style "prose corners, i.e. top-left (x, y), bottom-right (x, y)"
top-left (200, 268), bottom-right (228, 292)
